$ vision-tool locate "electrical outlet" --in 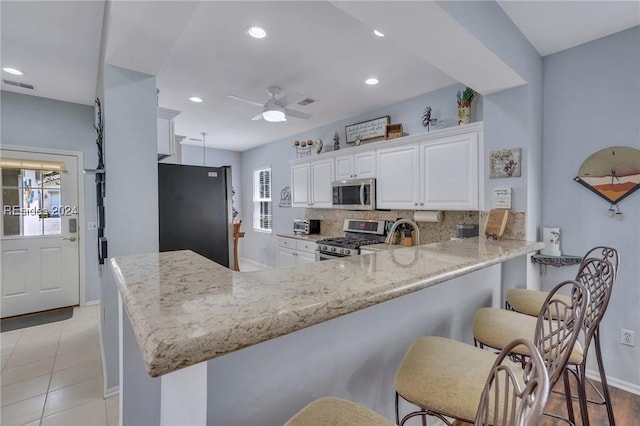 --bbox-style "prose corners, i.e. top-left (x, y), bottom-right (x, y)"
top-left (621, 329), bottom-right (635, 347)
